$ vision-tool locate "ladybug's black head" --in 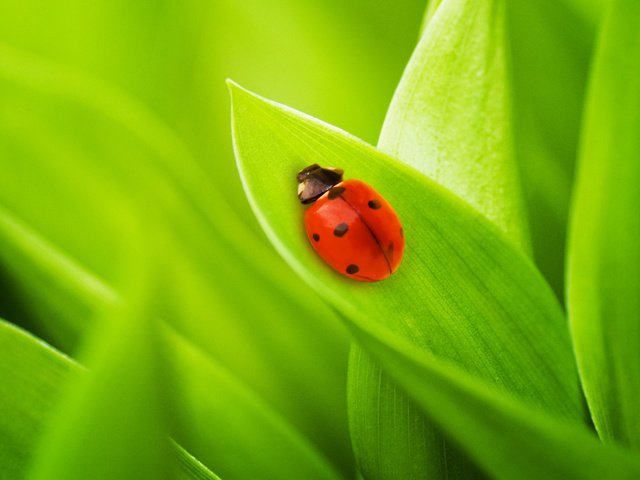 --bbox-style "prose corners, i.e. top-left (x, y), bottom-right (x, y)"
top-left (296, 164), bottom-right (344, 204)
